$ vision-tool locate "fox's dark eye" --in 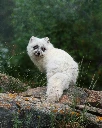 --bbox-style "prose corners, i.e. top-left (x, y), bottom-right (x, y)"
top-left (41, 47), bottom-right (46, 52)
top-left (33, 45), bottom-right (38, 50)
